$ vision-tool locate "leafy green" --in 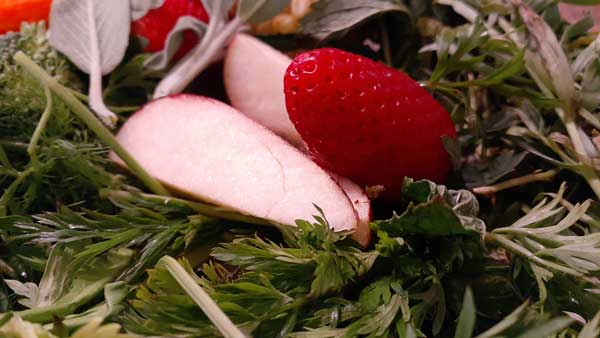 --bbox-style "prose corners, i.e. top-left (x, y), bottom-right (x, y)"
top-left (3, 1), bottom-right (600, 337)
top-left (453, 288), bottom-right (475, 338)
top-left (3, 244), bottom-right (132, 323)
top-left (300, 0), bottom-right (410, 41)
top-left (372, 178), bottom-right (485, 237)
top-left (0, 196), bottom-right (226, 282)
top-left (237, 0), bottom-right (291, 24)
top-left (0, 23), bottom-right (81, 142)
top-left (0, 316), bottom-right (135, 338)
